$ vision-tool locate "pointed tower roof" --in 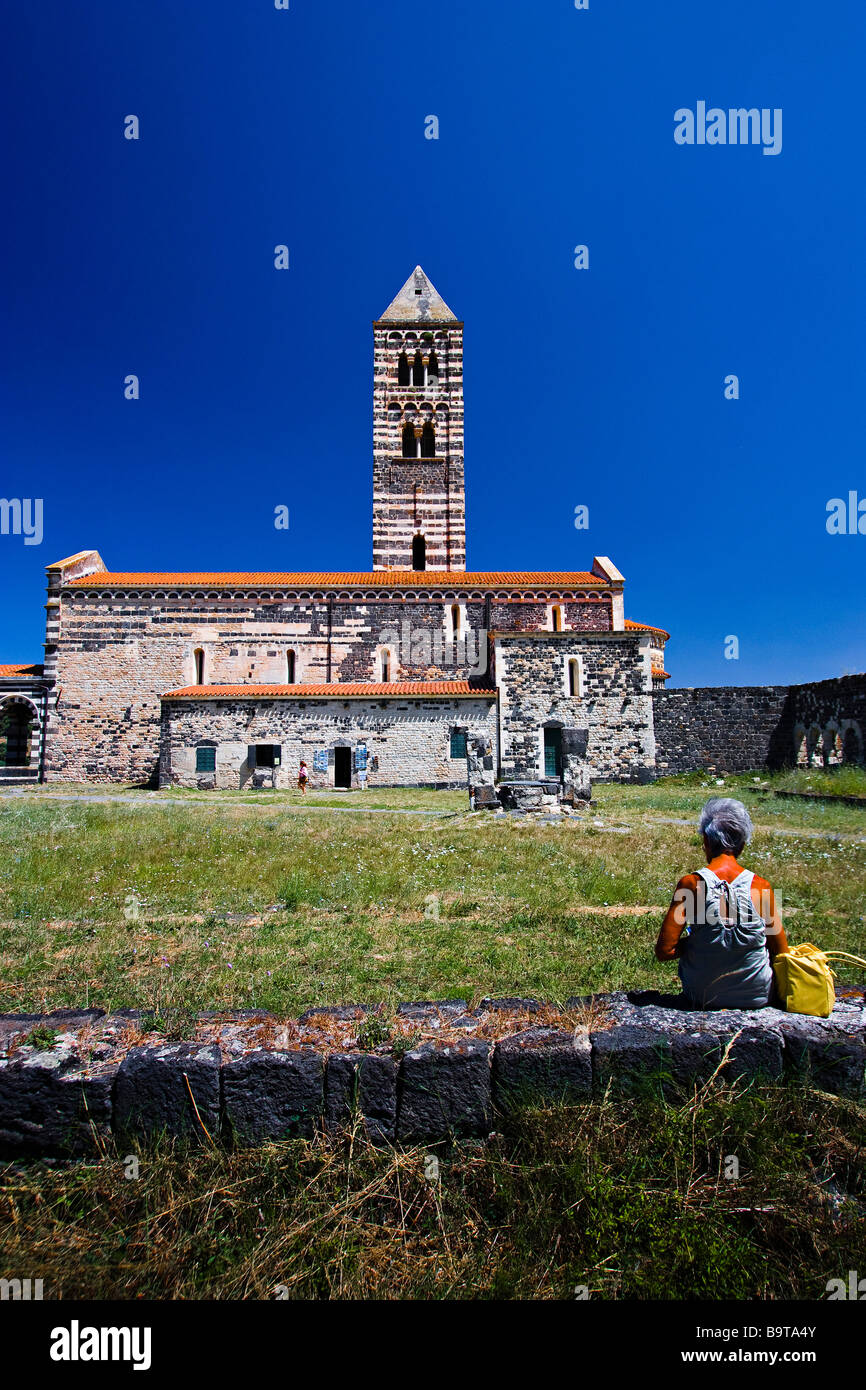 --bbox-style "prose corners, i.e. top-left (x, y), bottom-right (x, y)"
top-left (376, 266), bottom-right (459, 324)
